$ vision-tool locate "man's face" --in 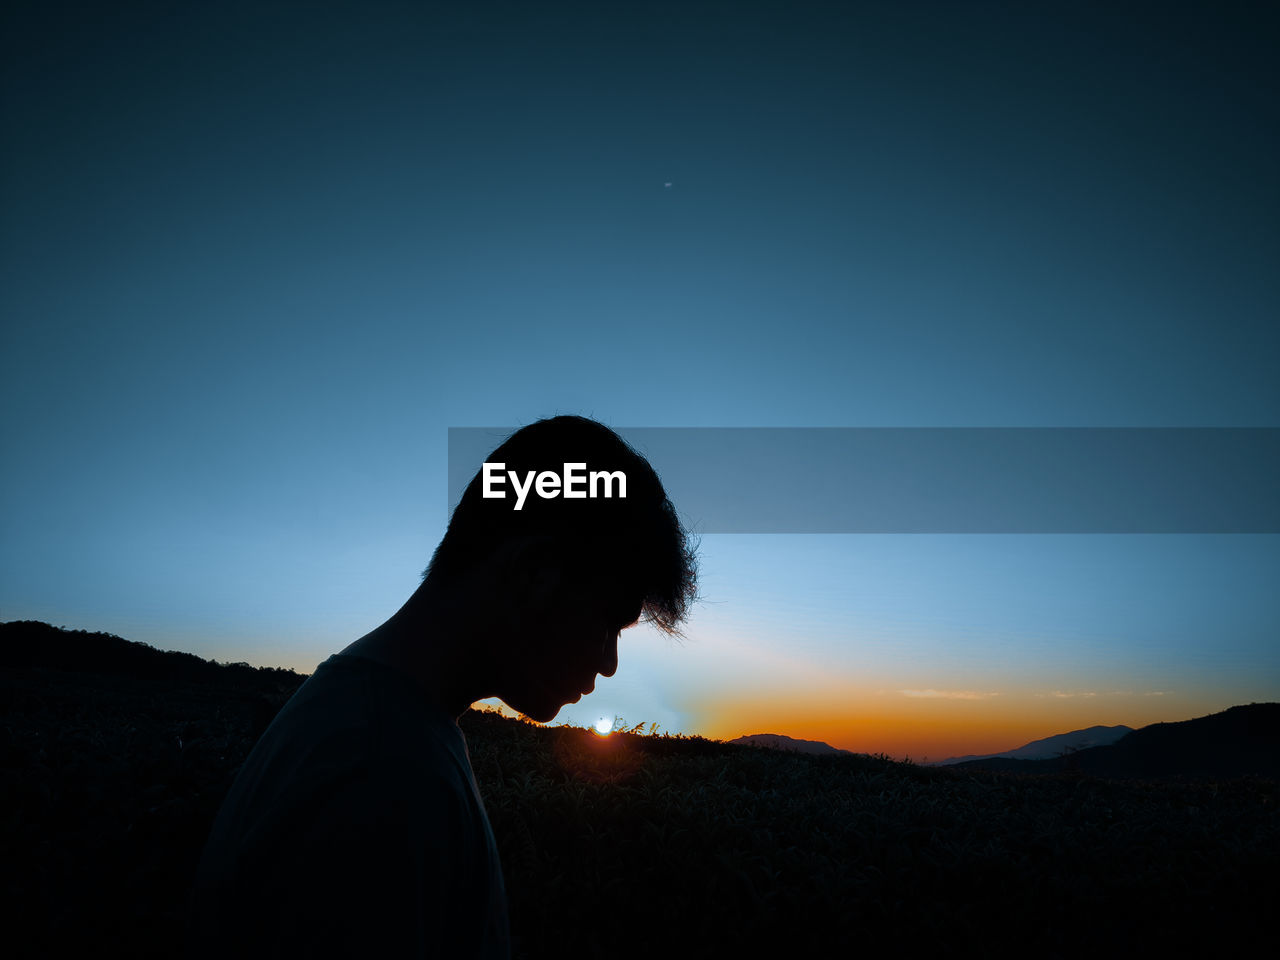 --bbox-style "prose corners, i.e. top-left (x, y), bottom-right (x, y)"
top-left (496, 575), bottom-right (644, 724)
